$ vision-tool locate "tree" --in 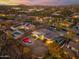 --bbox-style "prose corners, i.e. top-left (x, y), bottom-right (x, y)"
top-left (61, 9), bottom-right (73, 17)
